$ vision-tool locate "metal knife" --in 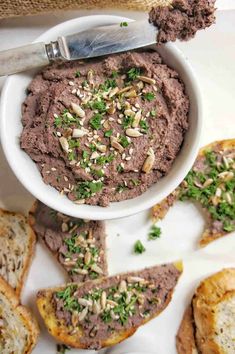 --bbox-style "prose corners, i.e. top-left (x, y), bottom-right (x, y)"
top-left (0, 20), bottom-right (157, 77)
